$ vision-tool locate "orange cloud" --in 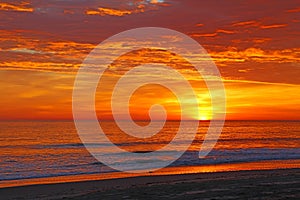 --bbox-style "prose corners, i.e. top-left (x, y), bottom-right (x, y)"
top-left (252, 38), bottom-right (272, 43)
top-left (231, 38), bottom-right (272, 45)
top-left (85, 0), bottom-right (170, 17)
top-left (196, 23), bottom-right (204, 27)
top-left (217, 29), bottom-right (235, 34)
top-left (86, 5), bottom-right (146, 16)
top-left (286, 7), bottom-right (300, 13)
top-left (190, 29), bottom-right (235, 37)
top-left (190, 32), bottom-right (217, 37)
top-left (0, 61), bottom-right (81, 73)
top-left (232, 20), bottom-right (260, 27)
top-left (260, 24), bottom-right (288, 29)
top-left (210, 47), bottom-right (300, 64)
top-left (86, 7), bottom-right (133, 16)
top-left (1, 32), bottom-right (298, 75)
top-left (0, 29), bottom-right (95, 72)
top-left (232, 20), bottom-right (288, 29)
top-left (1, 42), bottom-right (299, 120)
top-left (149, 0), bottom-right (170, 7)
top-left (0, 2), bottom-right (33, 12)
